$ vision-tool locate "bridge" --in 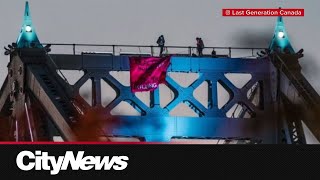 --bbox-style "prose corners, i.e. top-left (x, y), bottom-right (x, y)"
top-left (0, 2), bottom-right (319, 144)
